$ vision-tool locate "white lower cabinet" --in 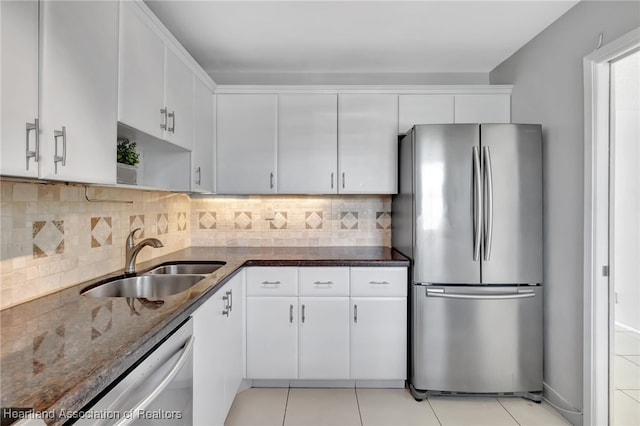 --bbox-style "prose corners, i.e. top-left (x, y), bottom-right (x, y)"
top-left (193, 271), bottom-right (244, 426)
top-left (246, 297), bottom-right (298, 379)
top-left (245, 266), bottom-right (407, 383)
top-left (350, 297), bottom-right (407, 379)
top-left (299, 297), bottom-right (350, 379)
top-left (223, 273), bottom-right (244, 415)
